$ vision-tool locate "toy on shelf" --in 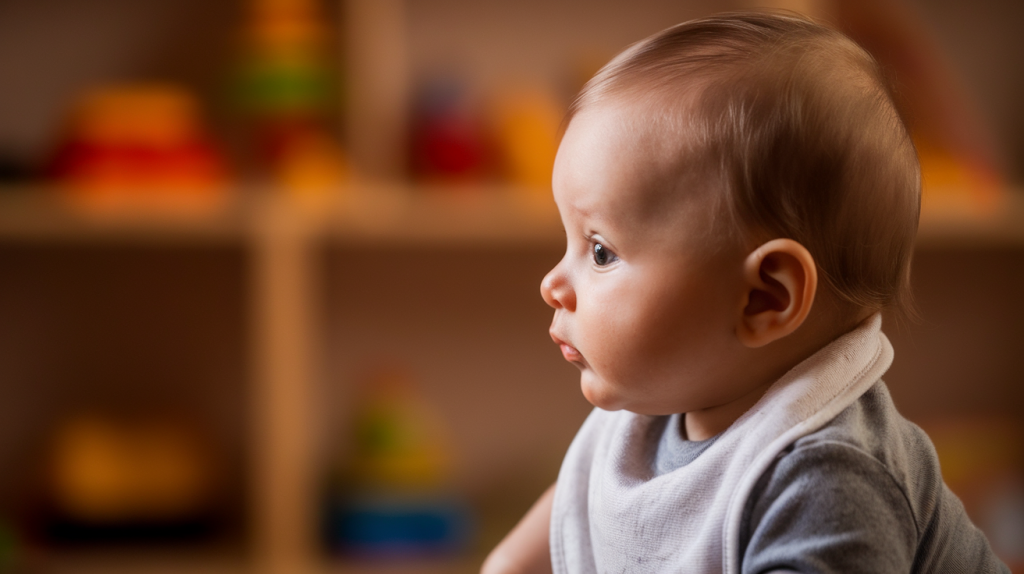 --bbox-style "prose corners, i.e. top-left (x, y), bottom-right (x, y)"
top-left (324, 370), bottom-right (471, 557)
top-left (408, 78), bottom-right (566, 192)
top-left (409, 79), bottom-right (492, 184)
top-left (491, 87), bottom-right (562, 192)
top-left (42, 413), bottom-right (222, 543)
top-left (233, 0), bottom-right (347, 193)
top-left (819, 0), bottom-right (1006, 213)
top-left (48, 84), bottom-right (228, 209)
top-left (915, 141), bottom-right (1003, 212)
